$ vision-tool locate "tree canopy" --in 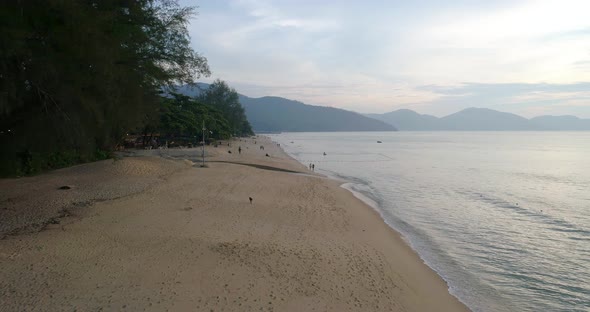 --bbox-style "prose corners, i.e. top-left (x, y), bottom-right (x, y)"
top-left (198, 80), bottom-right (253, 137)
top-left (159, 93), bottom-right (232, 141)
top-left (0, 0), bottom-right (211, 175)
